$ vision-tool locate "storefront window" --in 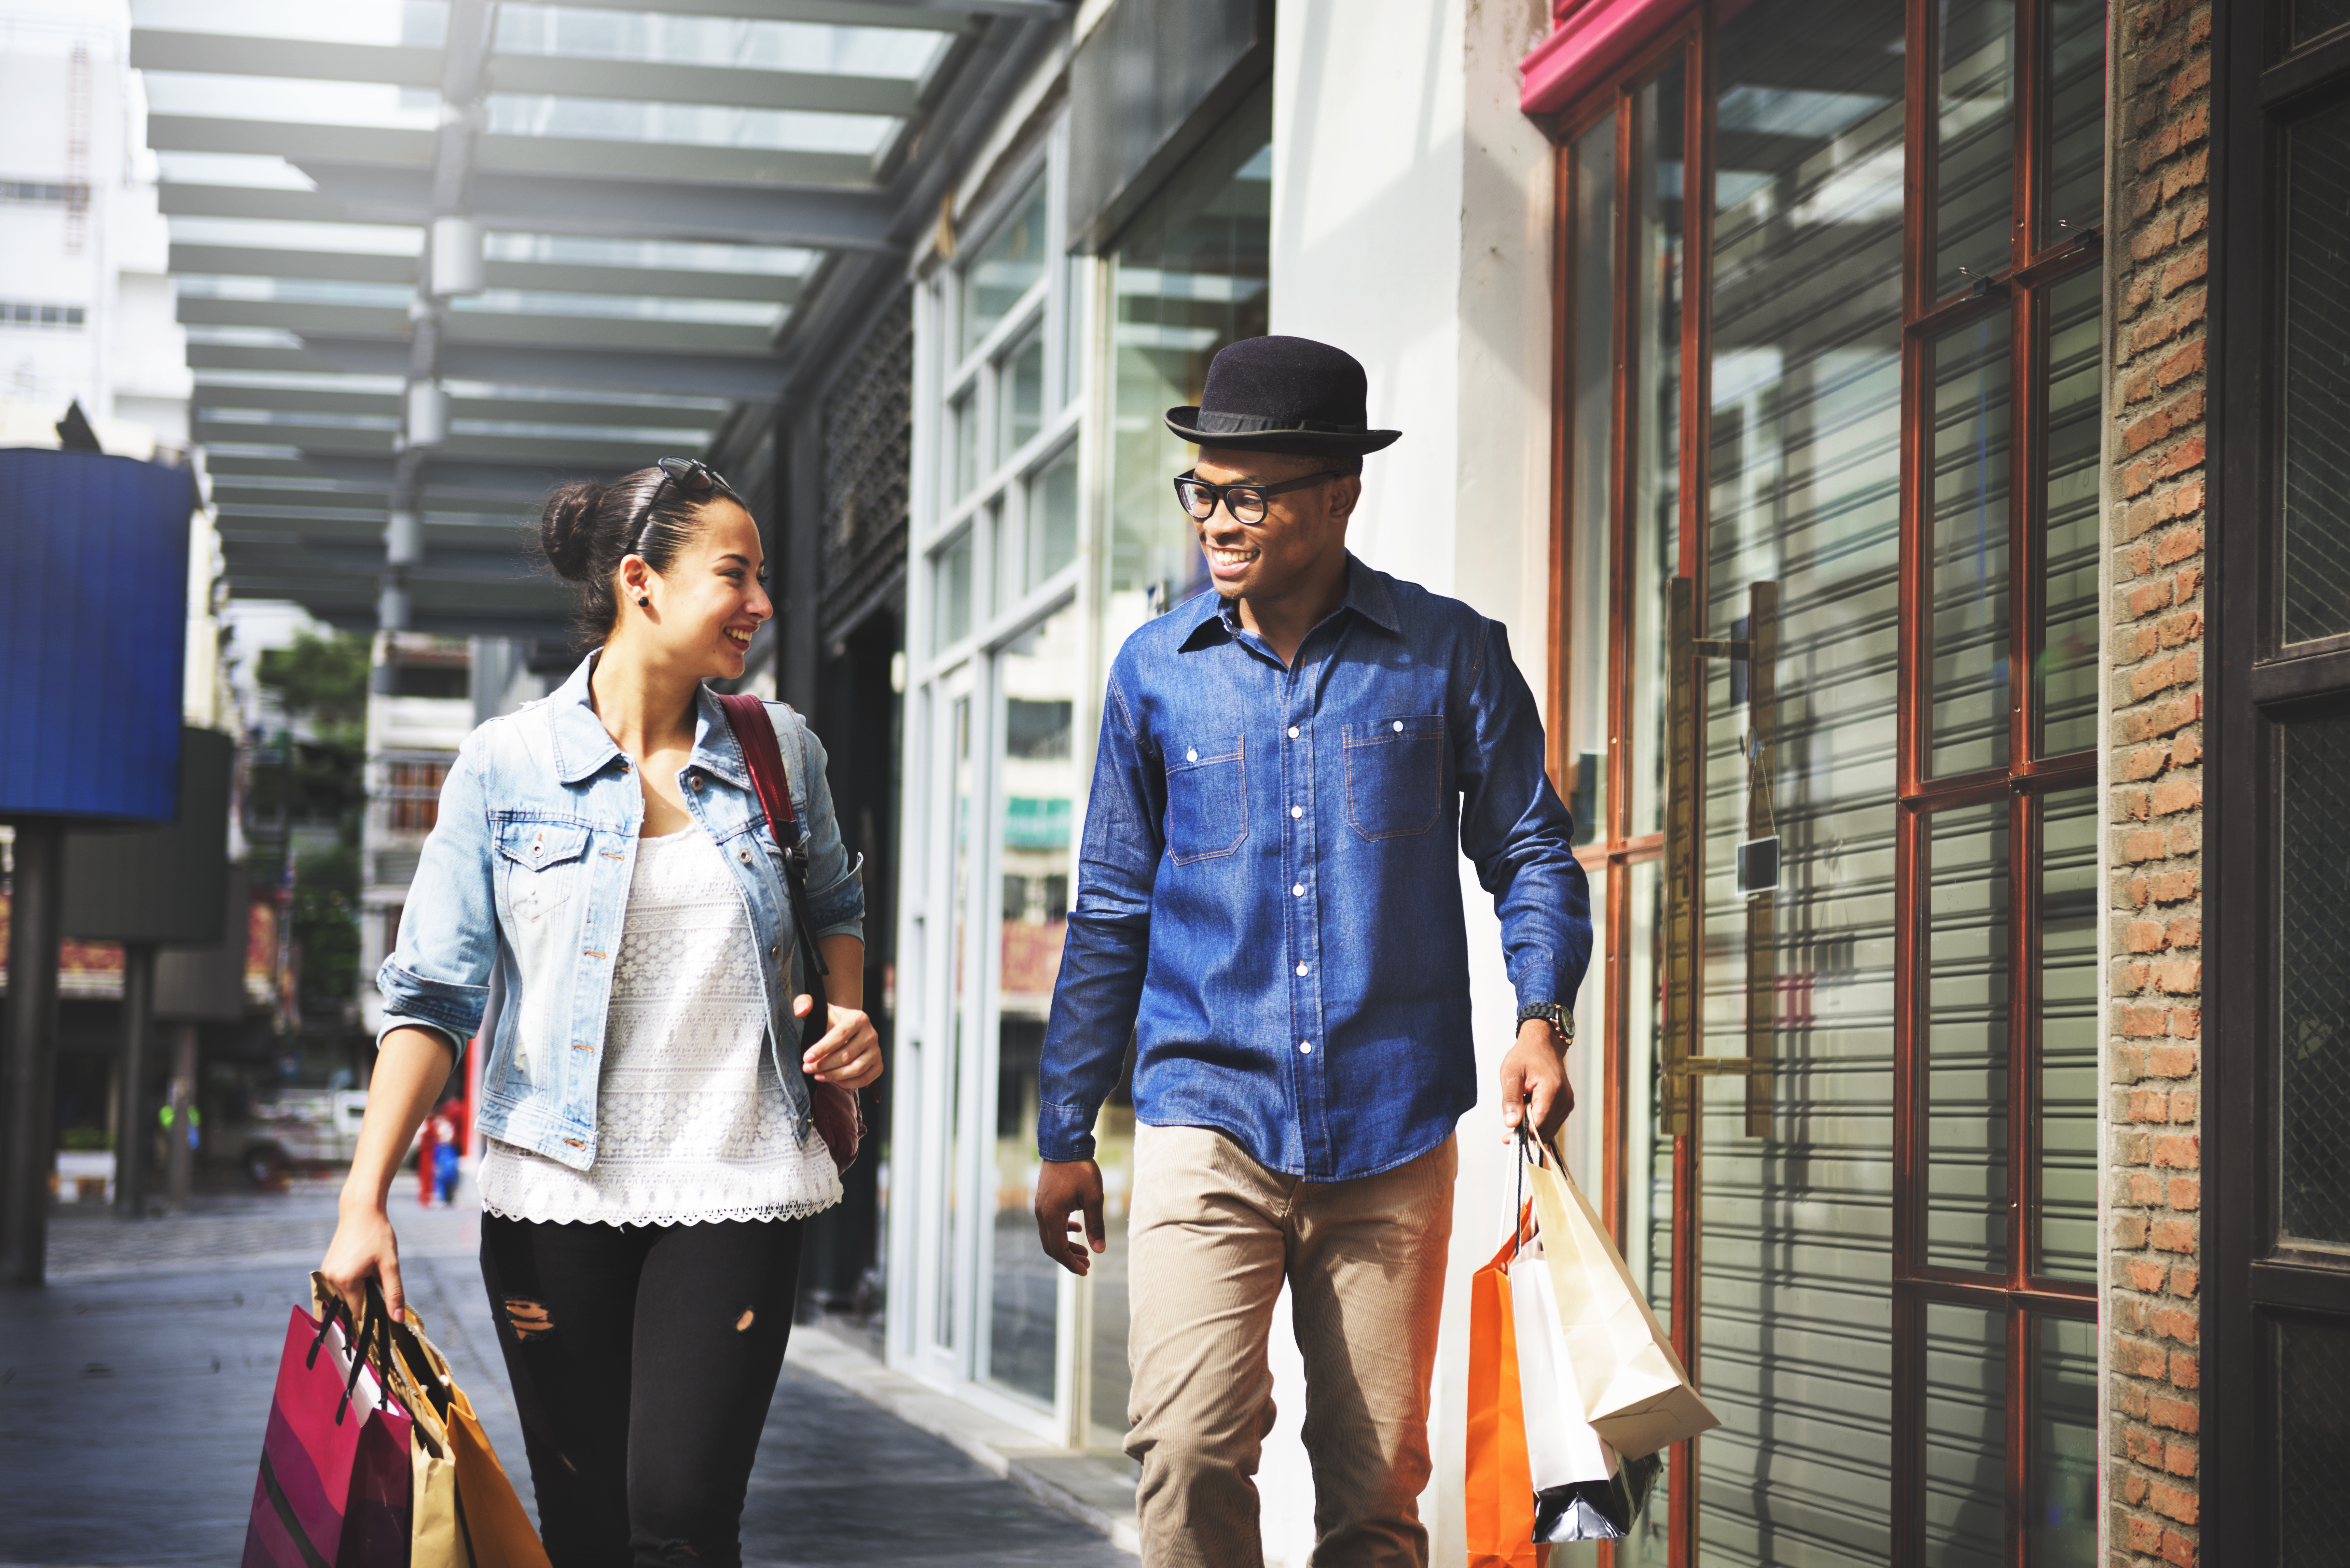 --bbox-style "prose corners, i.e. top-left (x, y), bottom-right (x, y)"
top-left (899, 128), bottom-right (1092, 1427)
top-left (986, 603), bottom-right (1081, 1405)
top-left (1556, 0), bottom-right (2102, 1556)
top-left (1103, 83), bottom-right (1271, 657)
top-left (1078, 81), bottom-right (1271, 1449)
